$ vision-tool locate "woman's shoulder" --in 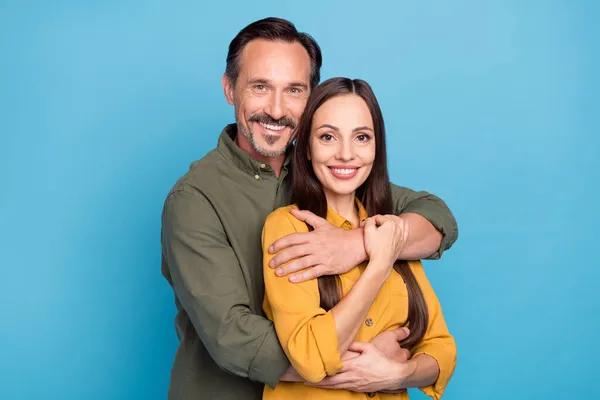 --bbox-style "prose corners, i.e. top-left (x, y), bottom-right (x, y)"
top-left (264, 204), bottom-right (306, 232)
